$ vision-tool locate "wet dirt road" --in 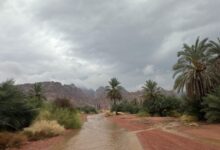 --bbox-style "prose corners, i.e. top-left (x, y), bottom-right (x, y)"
top-left (53, 114), bottom-right (143, 150)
